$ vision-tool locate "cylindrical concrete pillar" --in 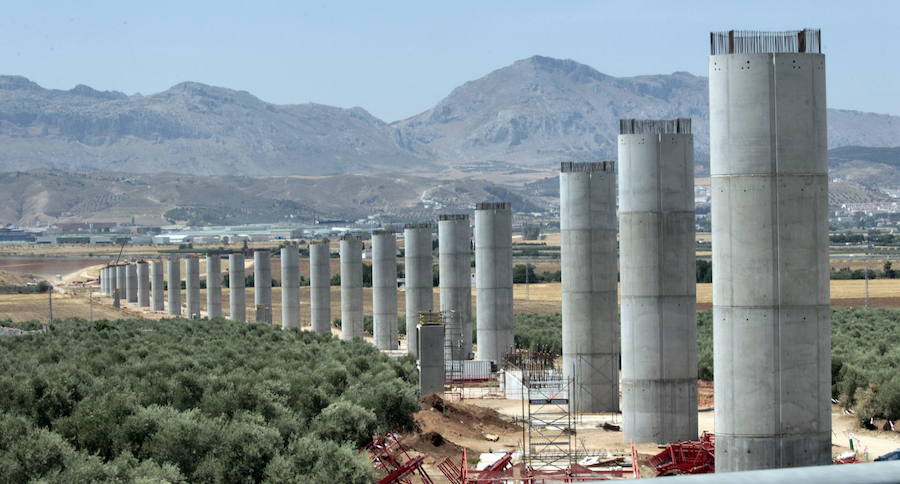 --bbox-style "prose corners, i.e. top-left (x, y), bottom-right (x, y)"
top-left (618, 119), bottom-right (697, 444)
top-left (125, 264), bottom-right (137, 303)
top-left (309, 240), bottom-right (332, 334)
top-left (136, 261), bottom-right (150, 307)
top-left (418, 320), bottom-right (445, 395)
top-left (475, 202), bottom-right (514, 364)
top-left (228, 254), bottom-right (246, 322)
top-left (206, 255), bottom-right (222, 319)
top-left (372, 230), bottom-right (399, 350)
top-left (281, 247), bottom-right (300, 330)
top-left (115, 264), bottom-right (126, 299)
top-left (103, 267), bottom-right (111, 295)
top-left (709, 29), bottom-right (830, 471)
top-left (403, 224), bottom-right (433, 357)
top-left (99, 267), bottom-right (106, 294)
top-left (438, 214), bottom-right (472, 360)
top-left (185, 257), bottom-right (201, 318)
top-left (254, 251), bottom-right (272, 323)
top-left (339, 236), bottom-right (363, 340)
top-left (150, 260), bottom-right (164, 311)
top-left (167, 258), bottom-right (181, 316)
top-left (560, 161), bottom-right (619, 413)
